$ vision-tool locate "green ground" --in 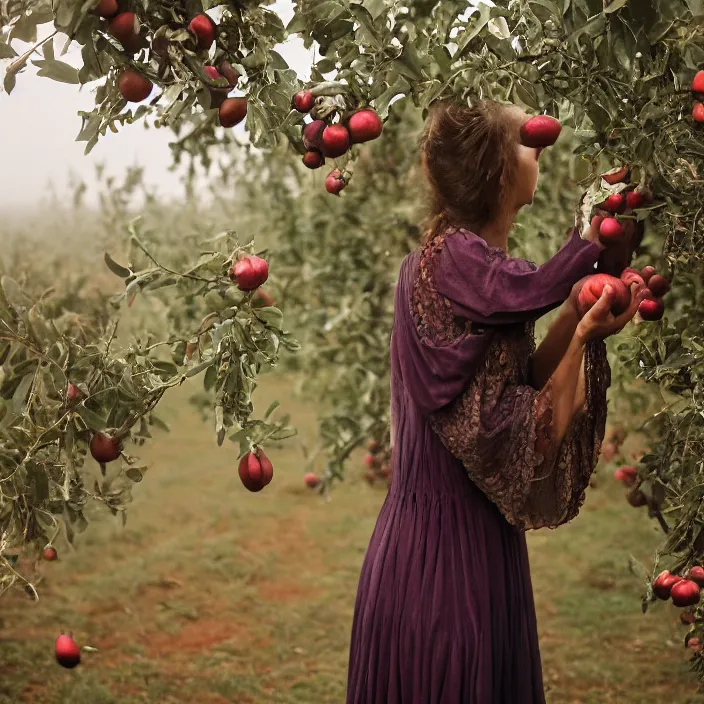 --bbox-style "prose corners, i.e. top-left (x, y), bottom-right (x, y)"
top-left (0, 377), bottom-right (702, 704)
